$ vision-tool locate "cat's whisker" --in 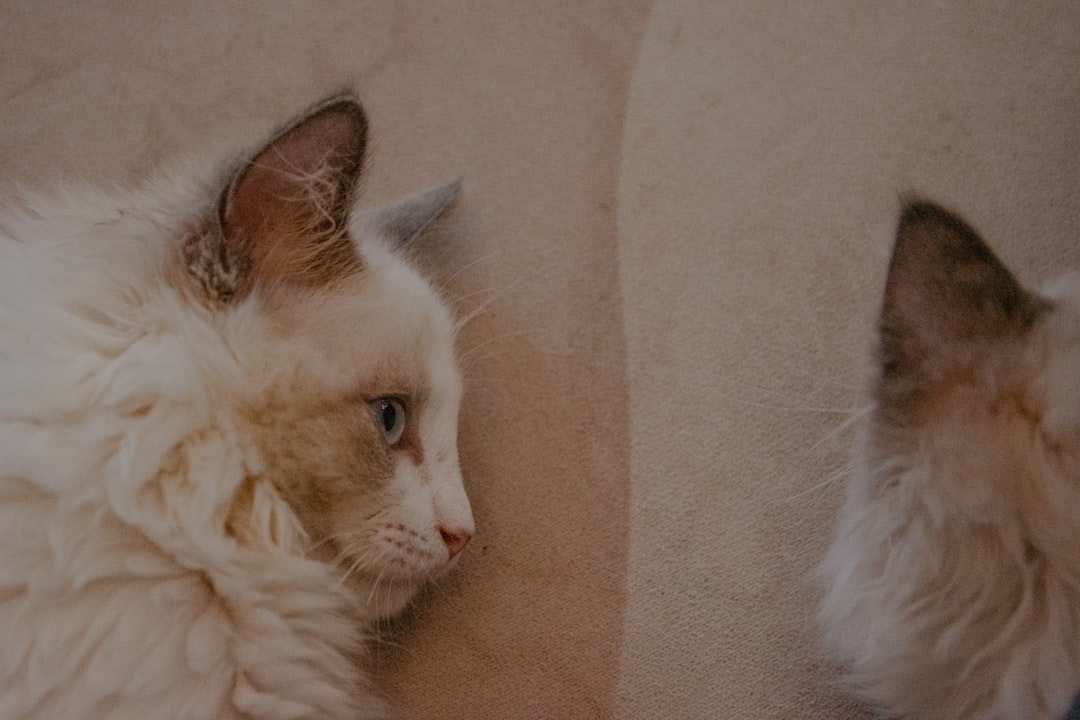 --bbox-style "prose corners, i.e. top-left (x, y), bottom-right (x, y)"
top-left (459, 328), bottom-right (564, 366)
top-left (728, 398), bottom-right (858, 415)
top-left (719, 377), bottom-right (858, 412)
top-left (780, 461), bottom-right (854, 503)
top-left (334, 555), bottom-right (367, 591)
top-left (451, 255), bottom-right (576, 336)
top-left (366, 566), bottom-right (392, 610)
top-left (370, 625), bottom-right (410, 655)
top-left (436, 249), bottom-right (508, 295)
top-left (460, 365), bottom-right (579, 386)
top-left (457, 327), bottom-right (555, 368)
top-left (449, 284), bottom-right (514, 306)
top-left (328, 538), bottom-right (385, 591)
top-left (305, 534), bottom-right (339, 556)
top-left (818, 405), bottom-right (870, 444)
top-left (386, 577), bottom-right (401, 623)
